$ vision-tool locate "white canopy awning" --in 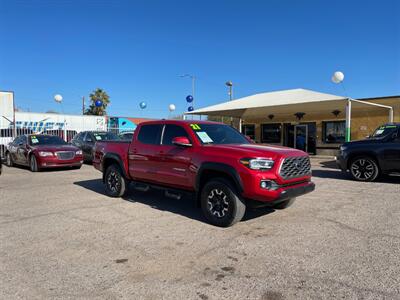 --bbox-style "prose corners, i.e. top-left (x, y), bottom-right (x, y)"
top-left (185, 88), bottom-right (347, 117)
